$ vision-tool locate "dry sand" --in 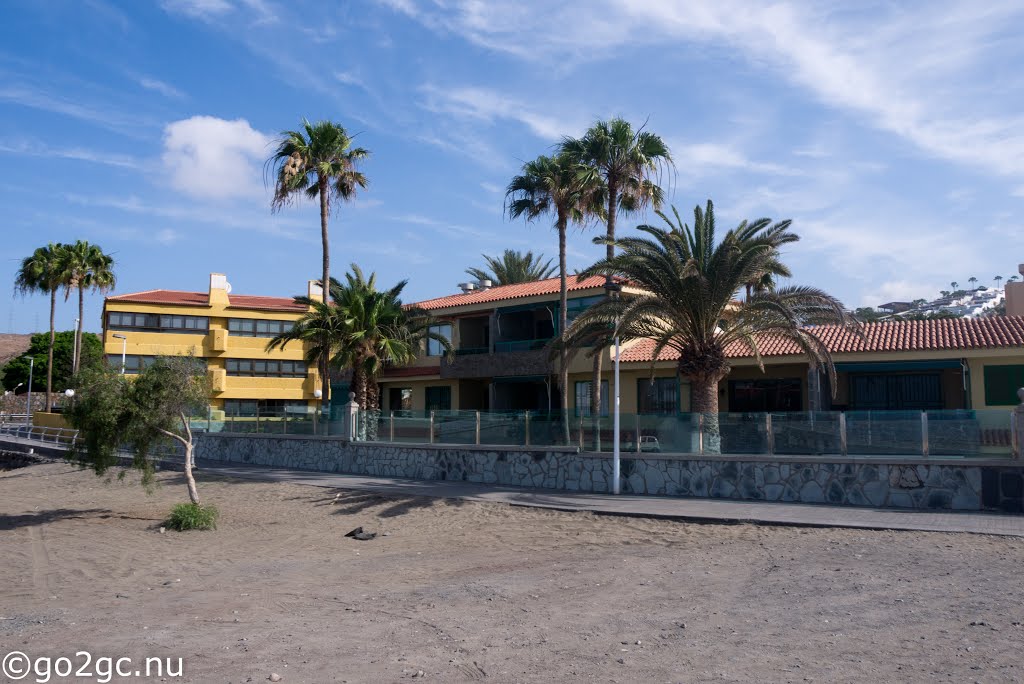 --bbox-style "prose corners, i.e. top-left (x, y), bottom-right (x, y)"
top-left (1, 461), bottom-right (1023, 683)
